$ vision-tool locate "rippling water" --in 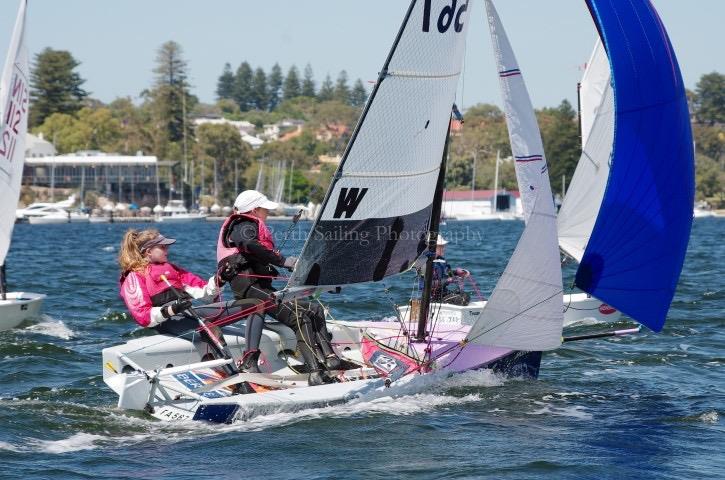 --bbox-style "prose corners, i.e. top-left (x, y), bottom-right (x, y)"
top-left (0, 219), bottom-right (722, 479)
